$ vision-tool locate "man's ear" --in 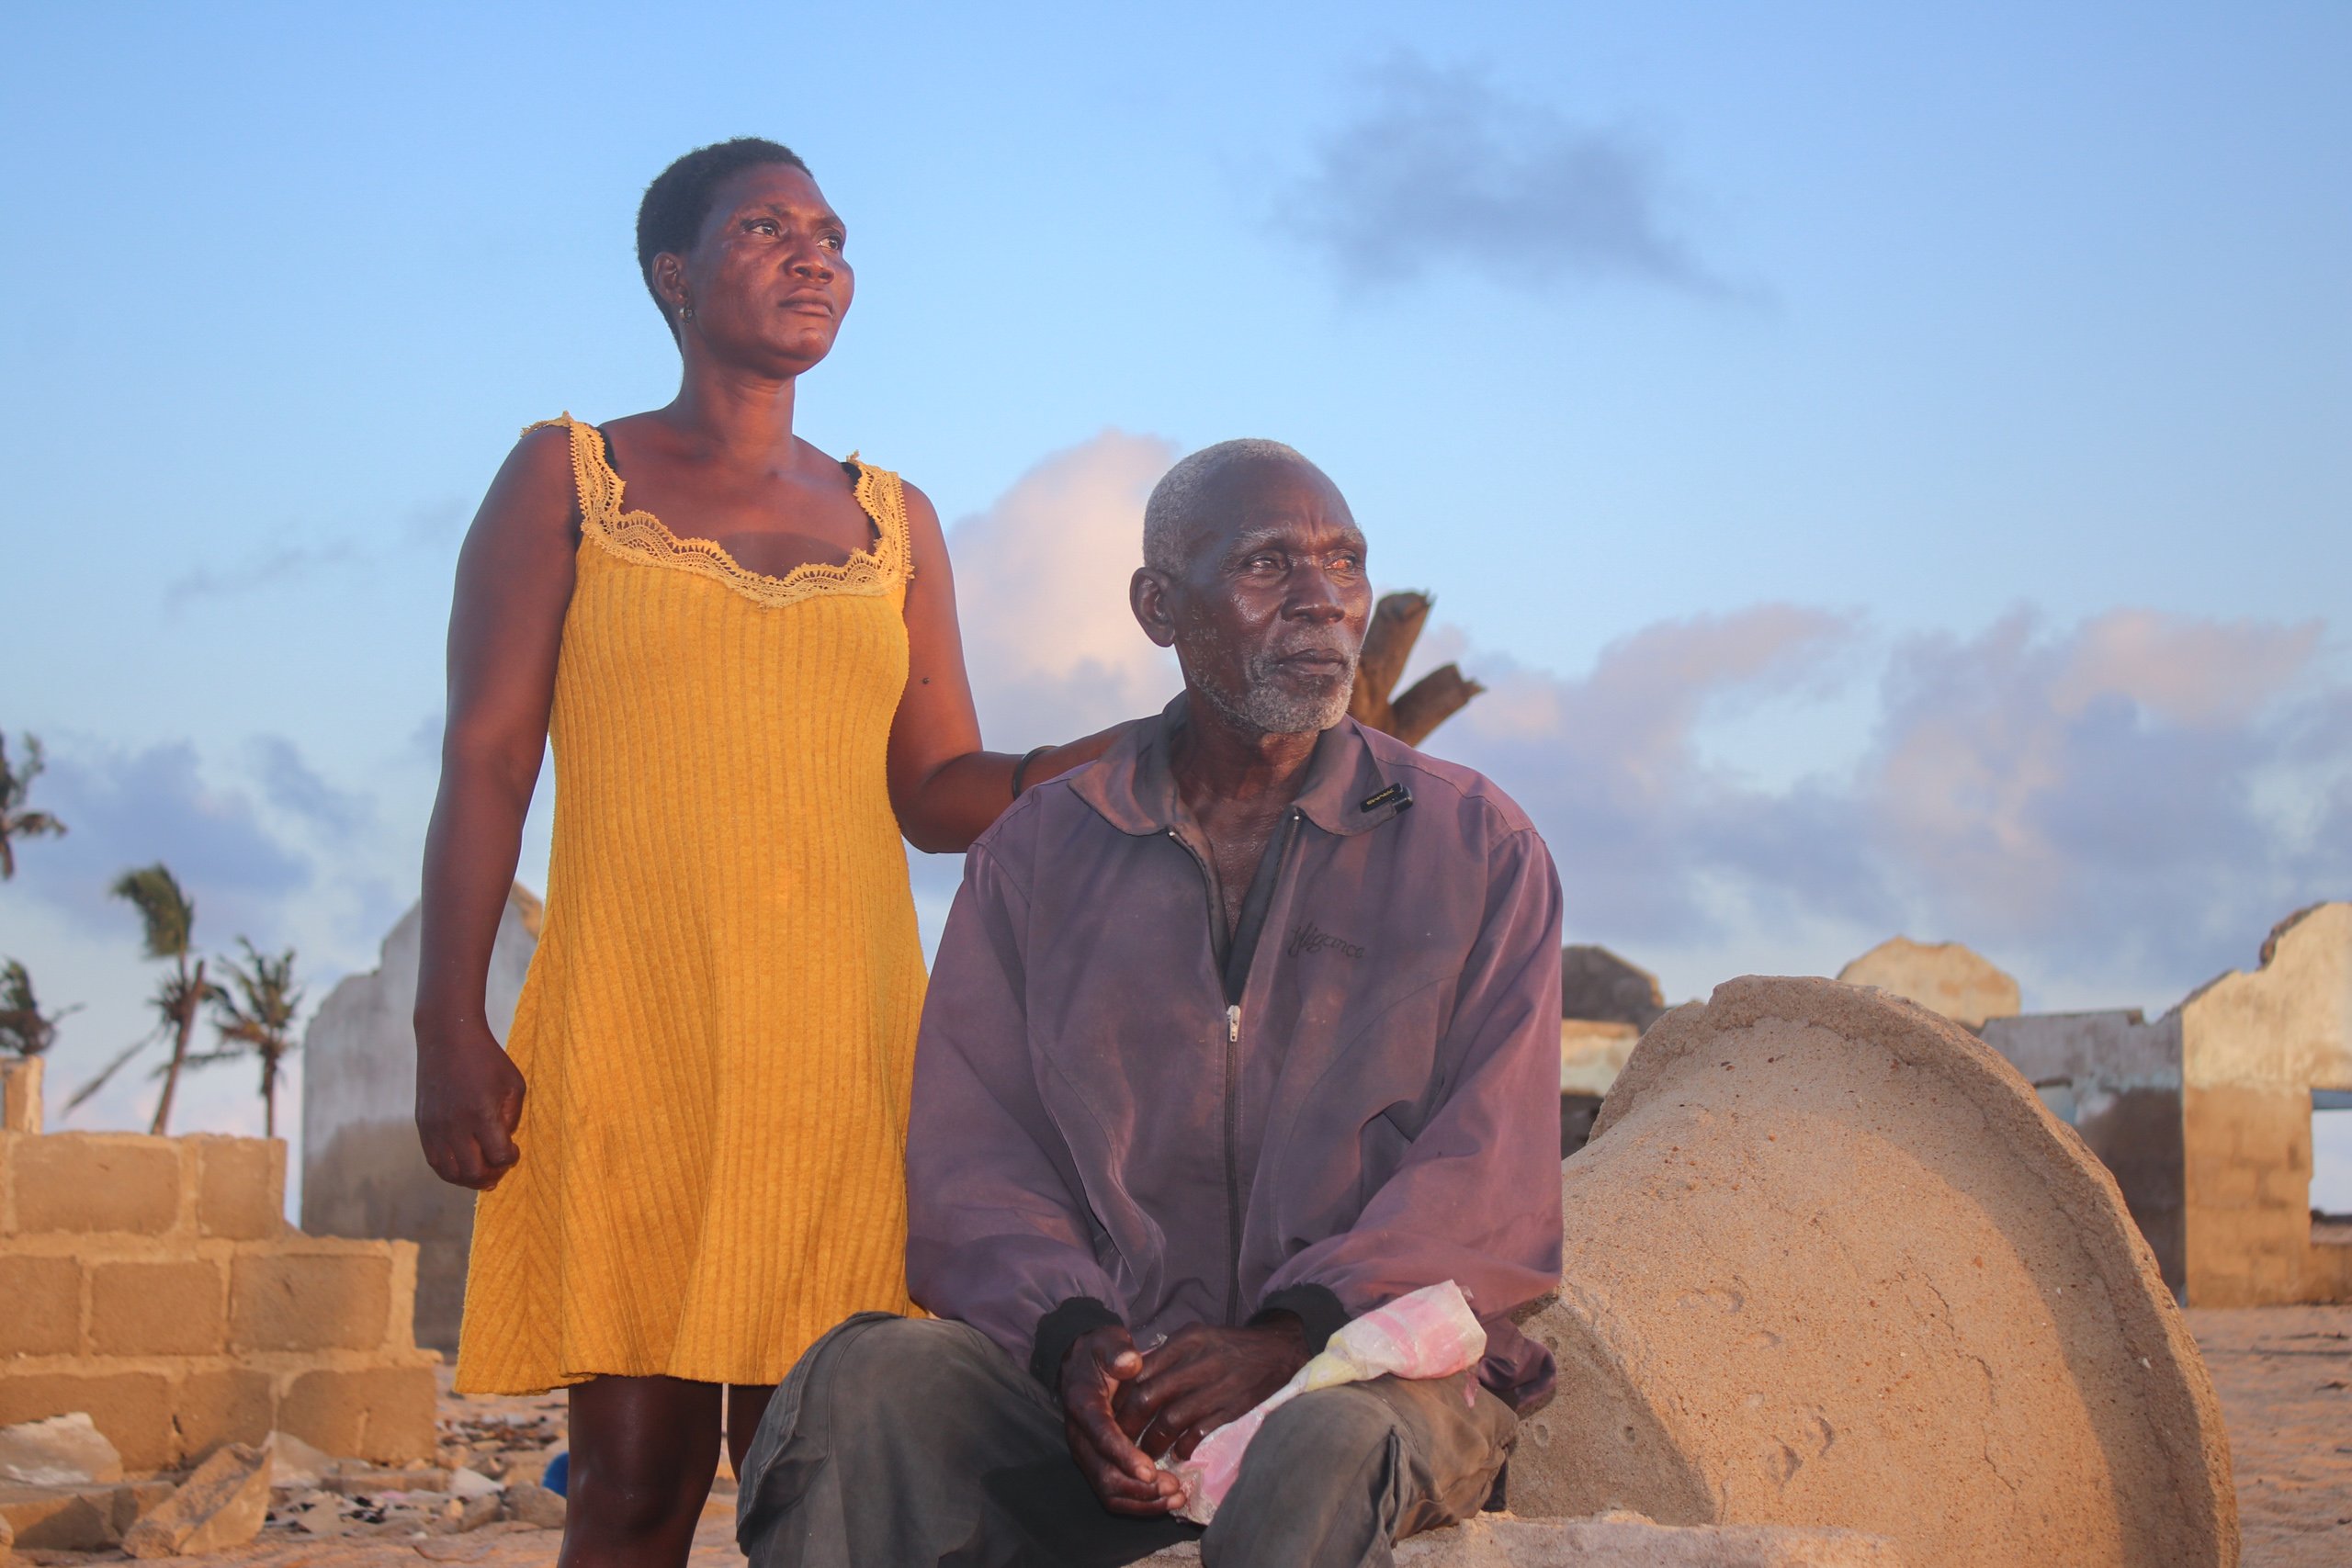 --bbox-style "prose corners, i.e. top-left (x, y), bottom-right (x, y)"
top-left (1130, 569), bottom-right (1178, 649)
